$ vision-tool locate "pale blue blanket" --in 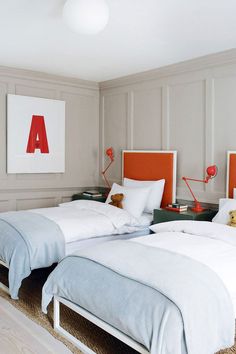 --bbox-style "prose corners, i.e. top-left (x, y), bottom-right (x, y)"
top-left (0, 211), bottom-right (64, 299)
top-left (42, 240), bottom-right (235, 354)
